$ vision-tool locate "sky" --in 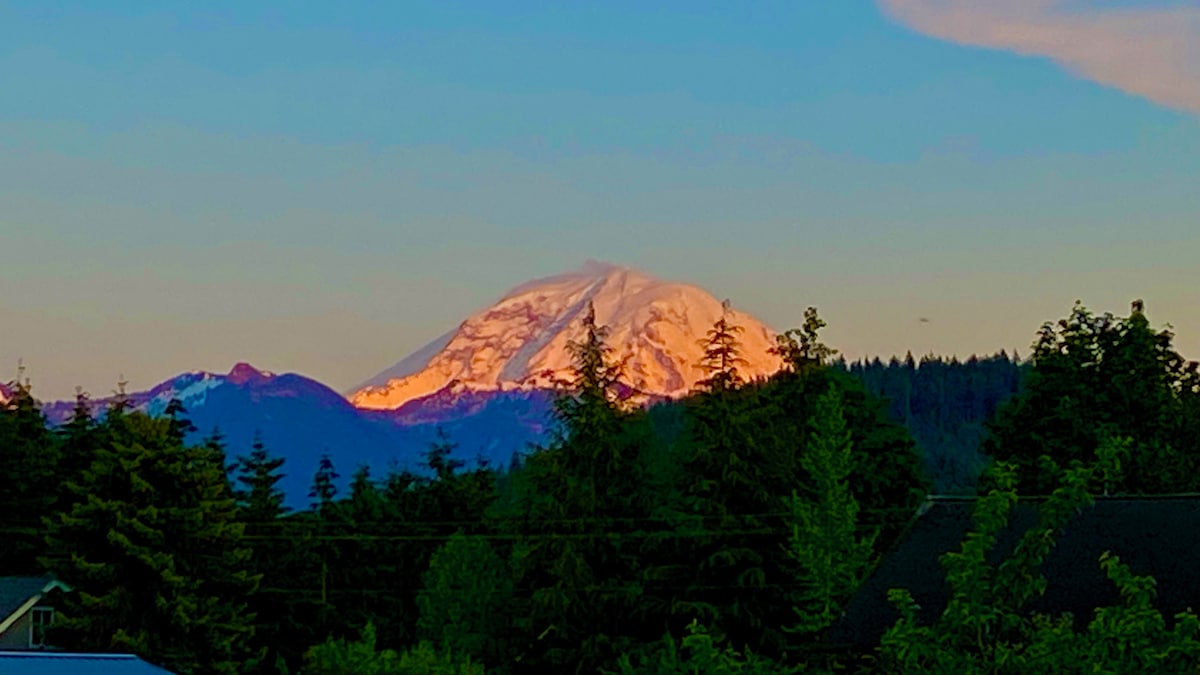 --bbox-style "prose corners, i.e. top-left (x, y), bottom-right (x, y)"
top-left (1, 0), bottom-right (1197, 401)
